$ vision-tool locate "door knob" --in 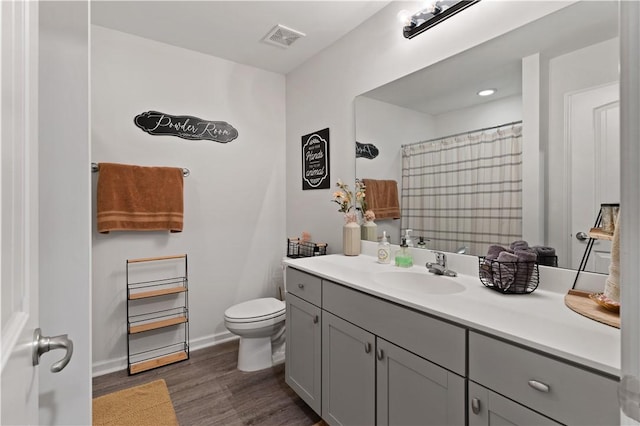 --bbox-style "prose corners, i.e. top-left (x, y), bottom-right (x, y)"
top-left (576, 231), bottom-right (589, 241)
top-left (32, 328), bottom-right (73, 373)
